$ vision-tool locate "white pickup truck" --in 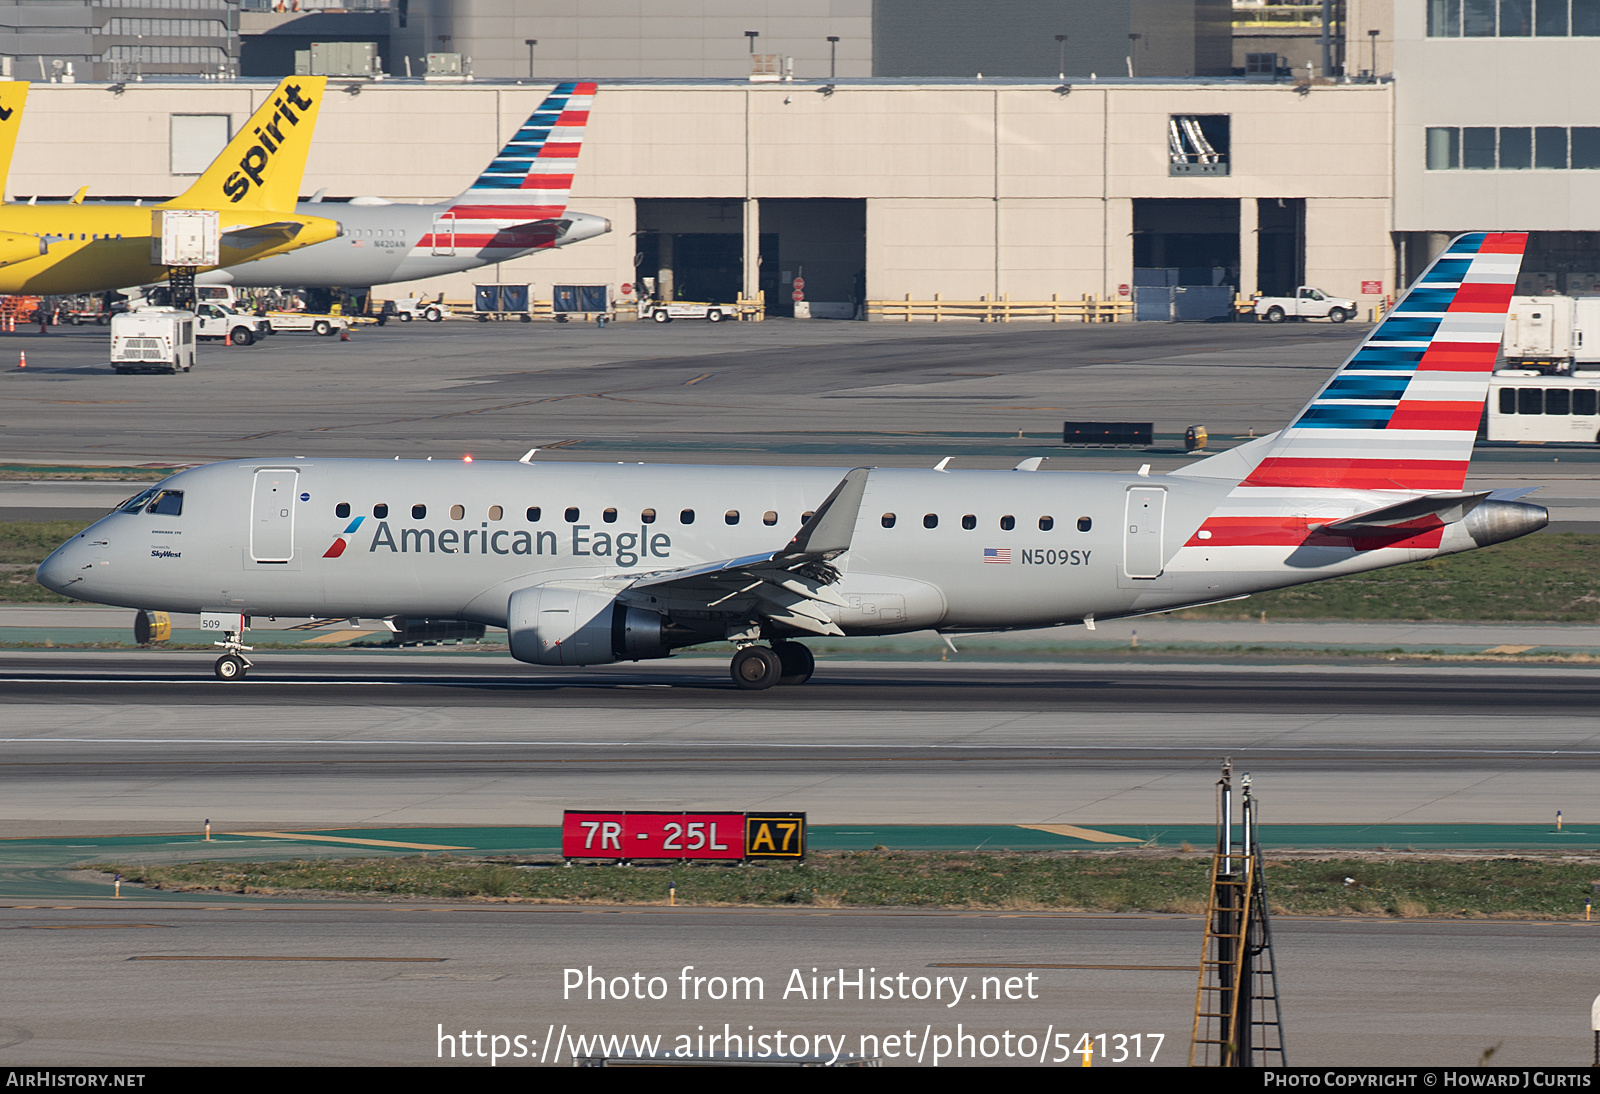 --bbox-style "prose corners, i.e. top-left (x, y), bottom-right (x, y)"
top-left (1253, 287), bottom-right (1358, 323)
top-left (193, 303), bottom-right (269, 346)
